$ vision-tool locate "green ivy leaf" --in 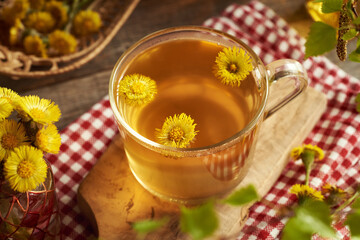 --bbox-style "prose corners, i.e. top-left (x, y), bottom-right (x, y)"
top-left (282, 200), bottom-right (336, 240)
top-left (223, 184), bottom-right (259, 206)
top-left (305, 22), bottom-right (337, 58)
top-left (180, 201), bottom-right (218, 240)
top-left (342, 29), bottom-right (358, 41)
top-left (132, 217), bottom-right (168, 234)
top-left (320, 0), bottom-right (343, 13)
